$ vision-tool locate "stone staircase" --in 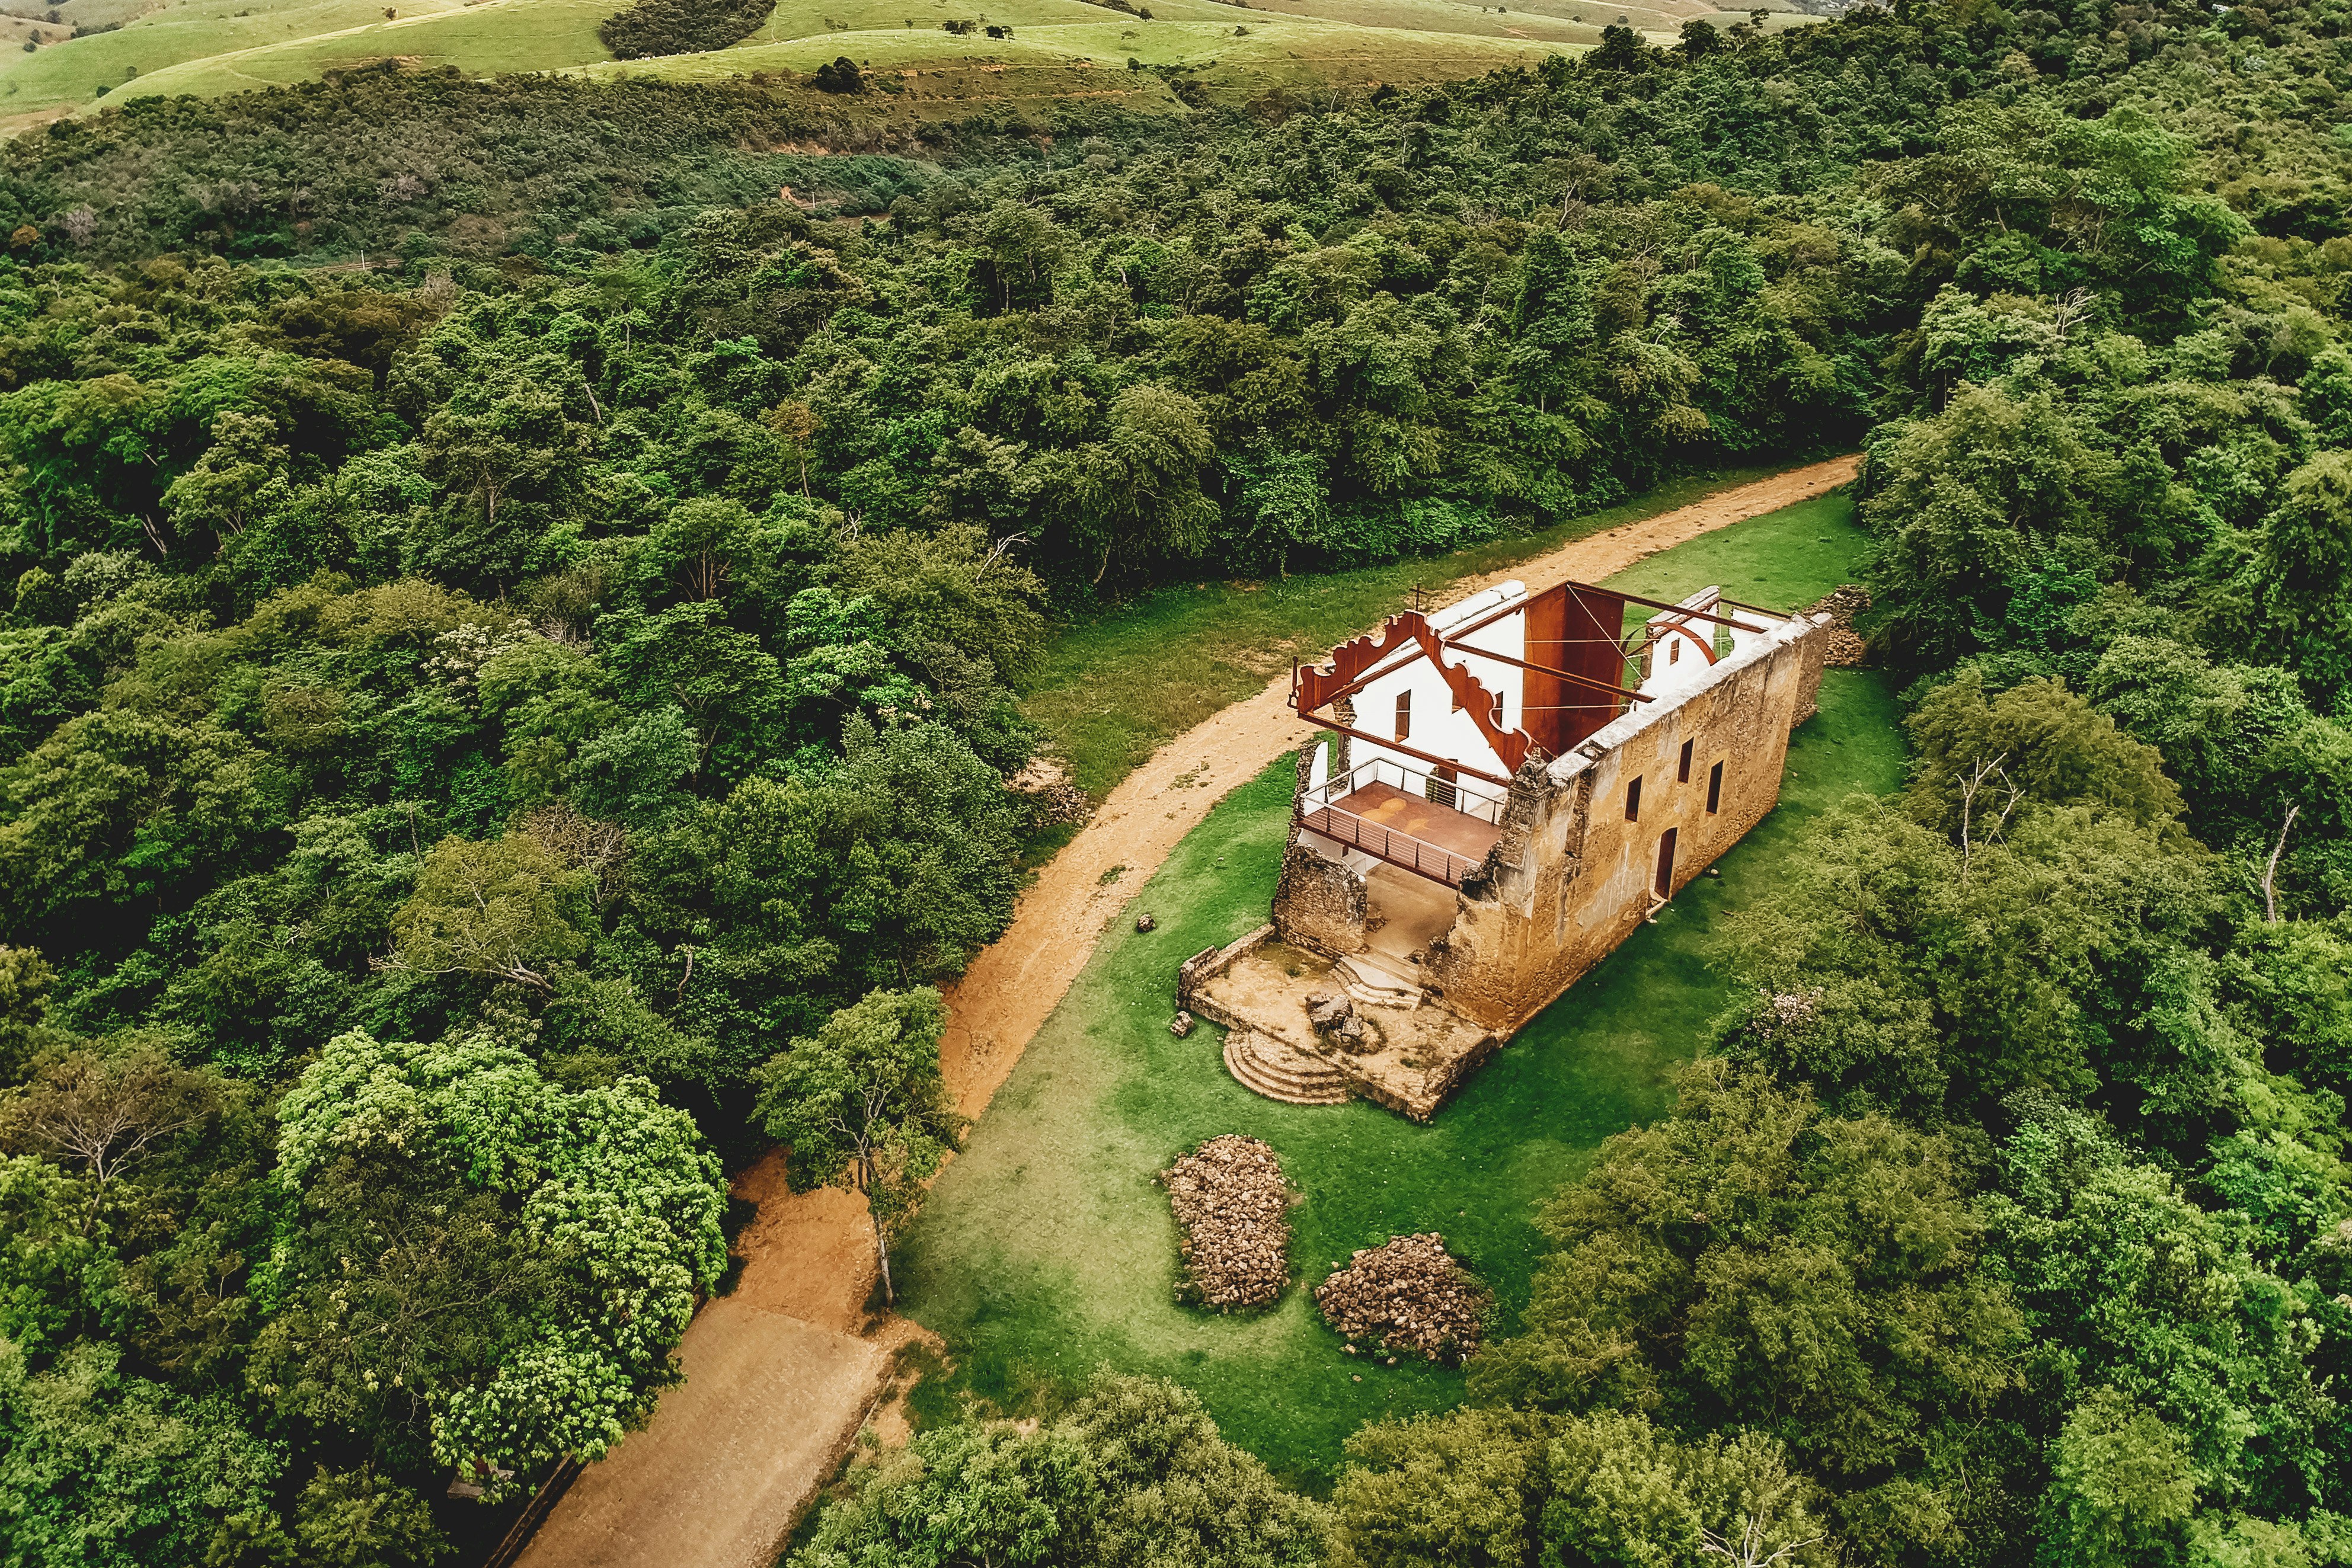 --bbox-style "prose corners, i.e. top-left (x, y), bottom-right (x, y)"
top-left (1335, 952), bottom-right (1425, 1010)
top-left (1222, 1029), bottom-right (1352, 1106)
